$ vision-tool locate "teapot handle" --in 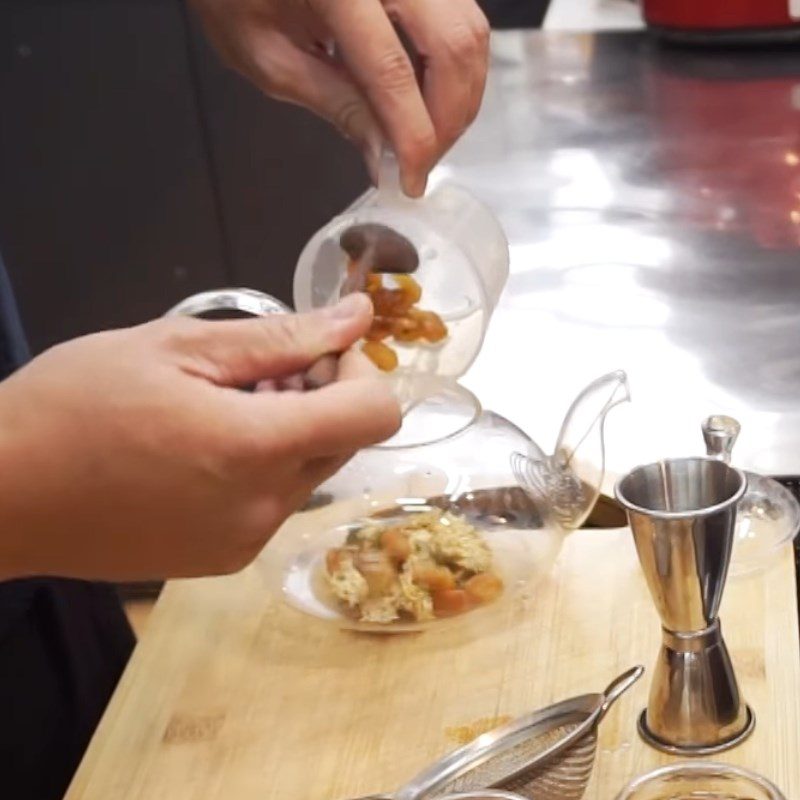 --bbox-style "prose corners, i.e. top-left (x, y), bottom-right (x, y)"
top-left (551, 370), bottom-right (631, 529)
top-left (512, 371), bottom-right (630, 532)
